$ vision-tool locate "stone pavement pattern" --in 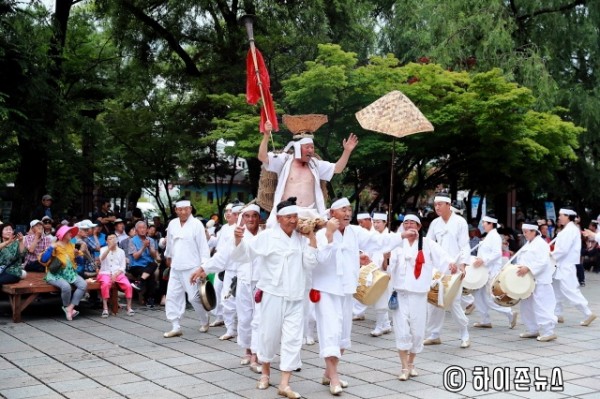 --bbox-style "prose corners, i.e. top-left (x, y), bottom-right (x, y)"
top-left (1, 272), bottom-right (599, 399)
